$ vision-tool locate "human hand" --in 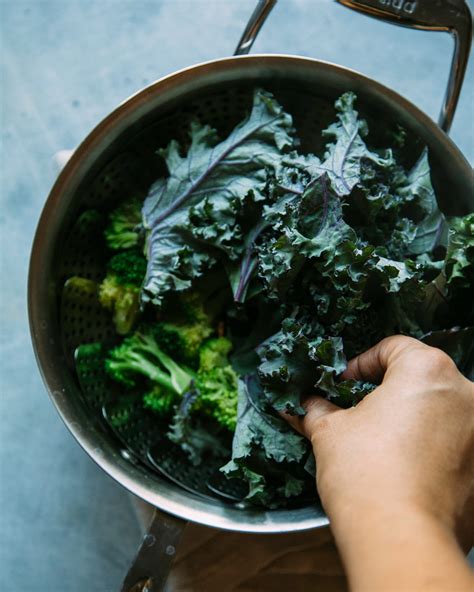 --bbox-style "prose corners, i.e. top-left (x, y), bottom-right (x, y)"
top-left (282, 336), bottom-right (474, 591)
